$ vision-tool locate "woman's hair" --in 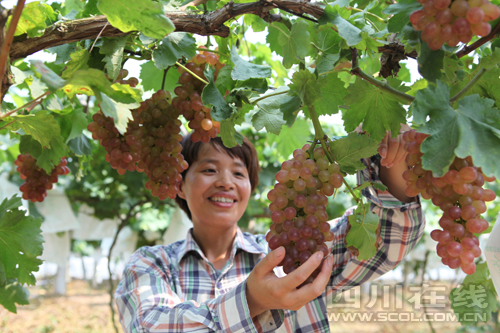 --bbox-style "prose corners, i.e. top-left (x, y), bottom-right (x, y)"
top-left (174, 134), bottom-right (259, 220)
